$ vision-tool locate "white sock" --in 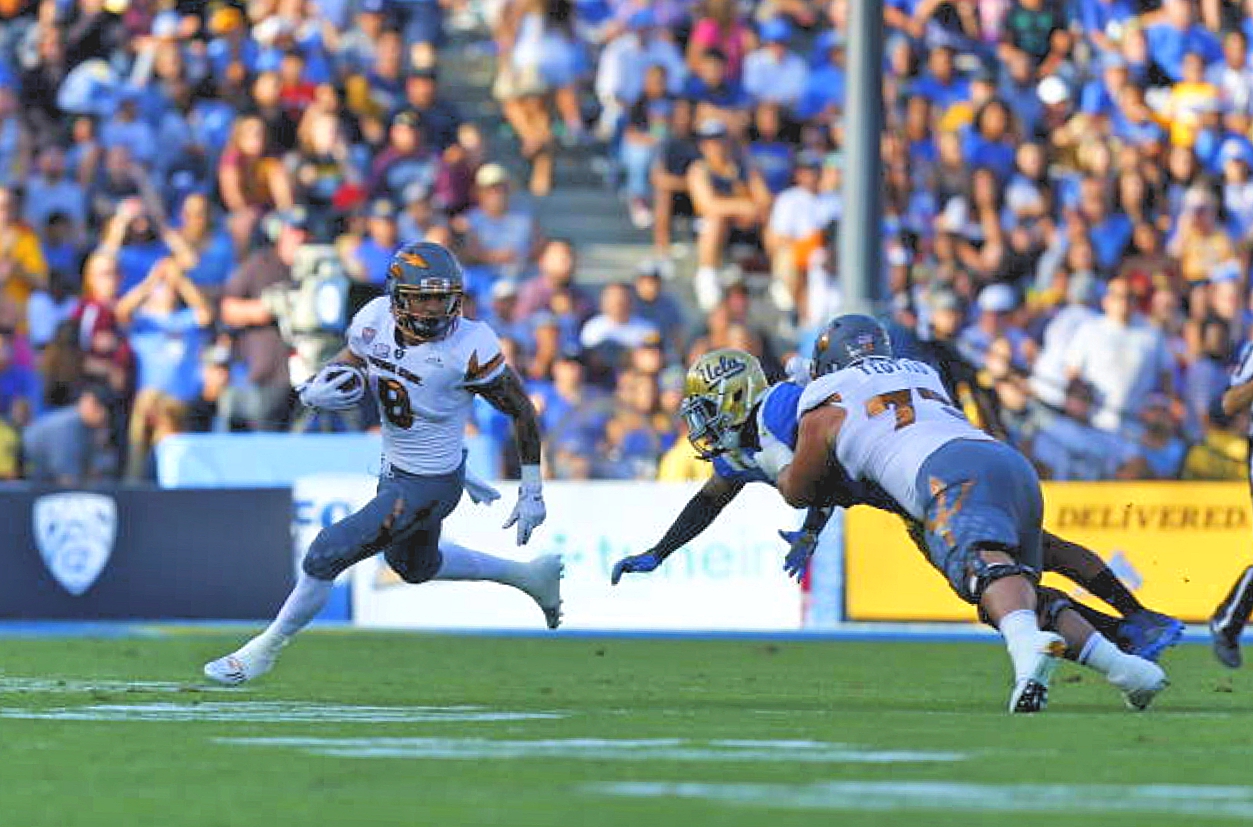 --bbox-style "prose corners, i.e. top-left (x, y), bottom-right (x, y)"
top-left (247, 572), bottom-right (333, 653)
top-left (1077, 633), bottom-right (1123, 676)
top-left (999, 609), bottom-right (1044, 683)
top-left (434, 540), bottom-right (529, 588)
